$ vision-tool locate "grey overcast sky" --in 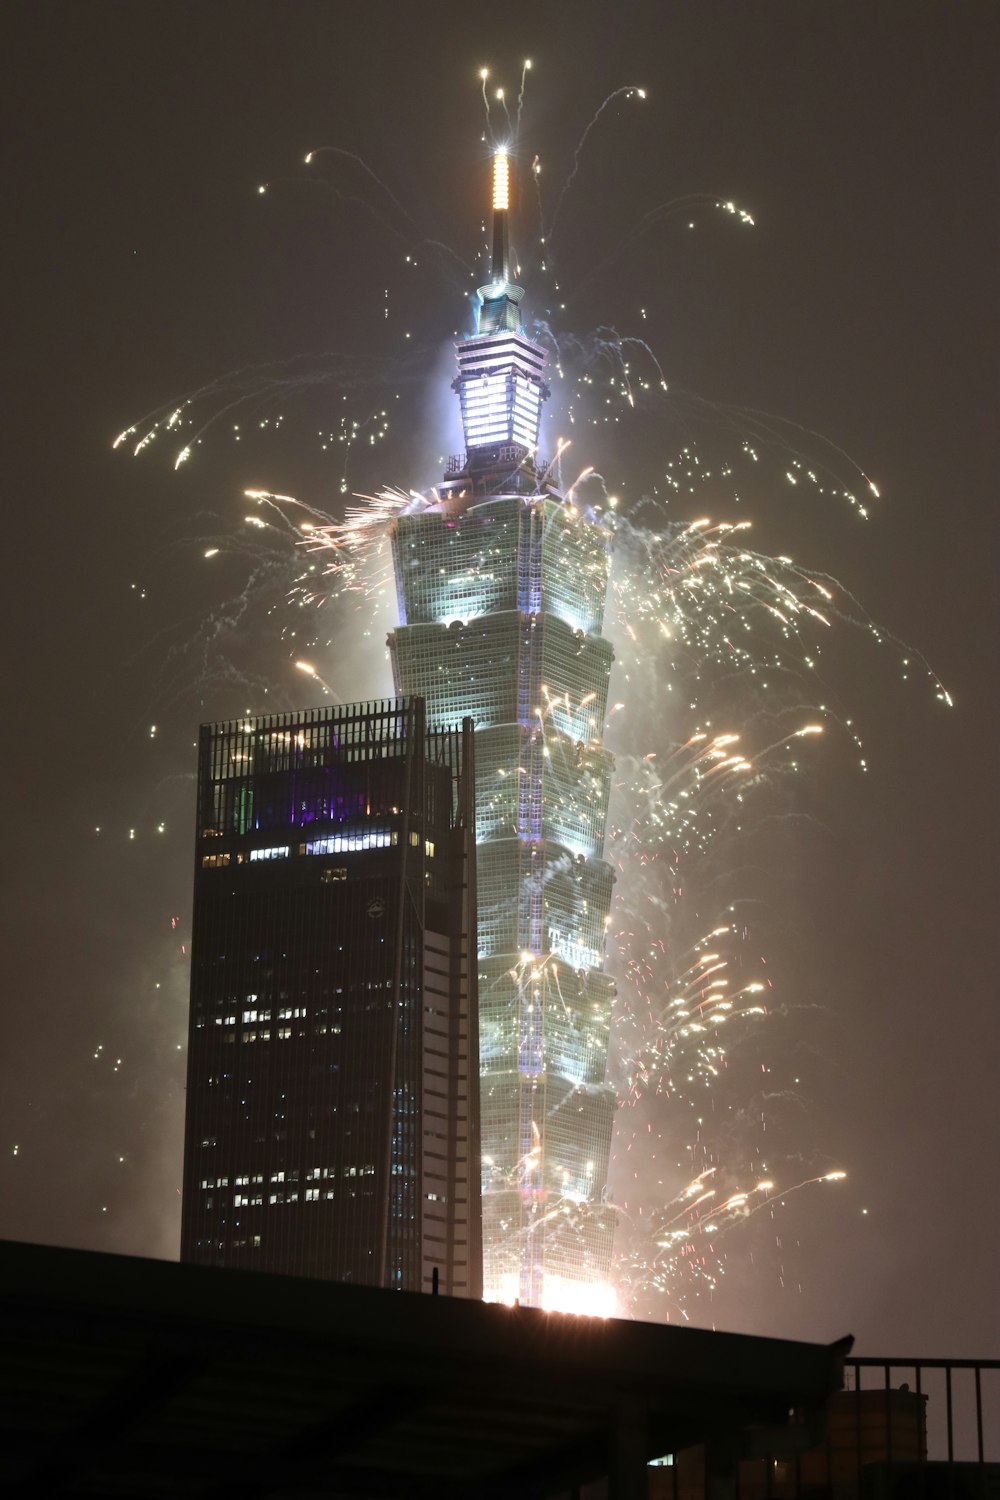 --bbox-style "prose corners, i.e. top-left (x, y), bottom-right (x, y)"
top-left (2, 0), bottom-right (996, 1355)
